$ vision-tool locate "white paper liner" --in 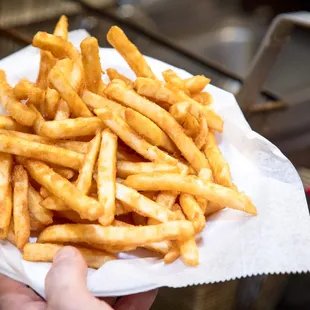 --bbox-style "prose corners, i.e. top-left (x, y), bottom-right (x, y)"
top-left (0, 30), bottom-right (309, 297)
